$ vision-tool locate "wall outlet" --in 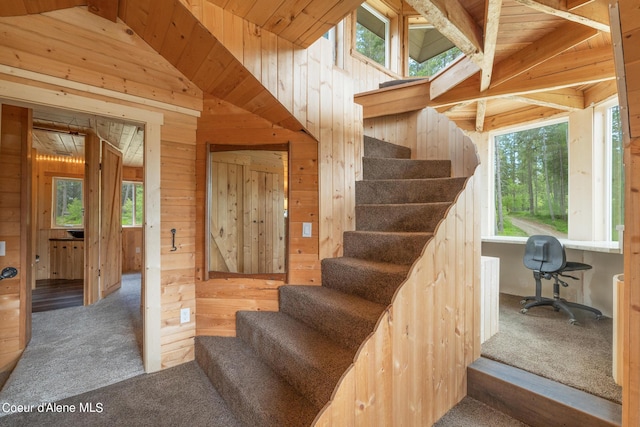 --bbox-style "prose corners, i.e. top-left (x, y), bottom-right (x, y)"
top-left (180, 307), bottom-right (190, 324)
top-left (302, 222), bottom-right (312, 238)
top-left (135, 247), bottom-right (141, 254)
